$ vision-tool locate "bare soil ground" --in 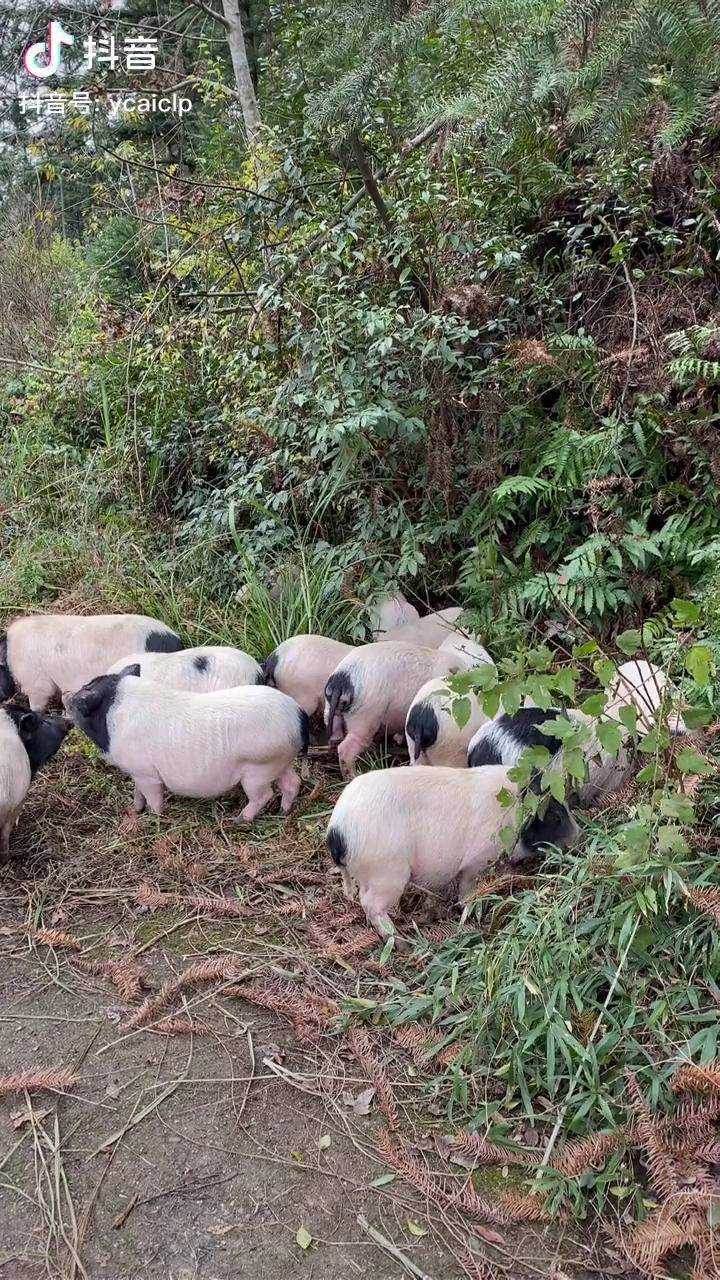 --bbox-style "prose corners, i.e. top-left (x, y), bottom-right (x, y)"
top-left (0, 741), bottom-right (621, 1280)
